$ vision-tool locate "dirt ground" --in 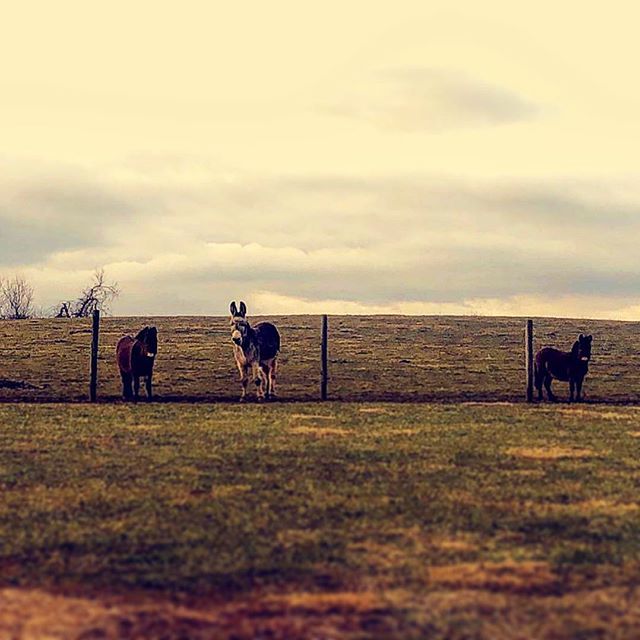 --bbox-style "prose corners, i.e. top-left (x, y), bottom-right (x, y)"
top-left (4, 578), bottom-right (640, 640)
